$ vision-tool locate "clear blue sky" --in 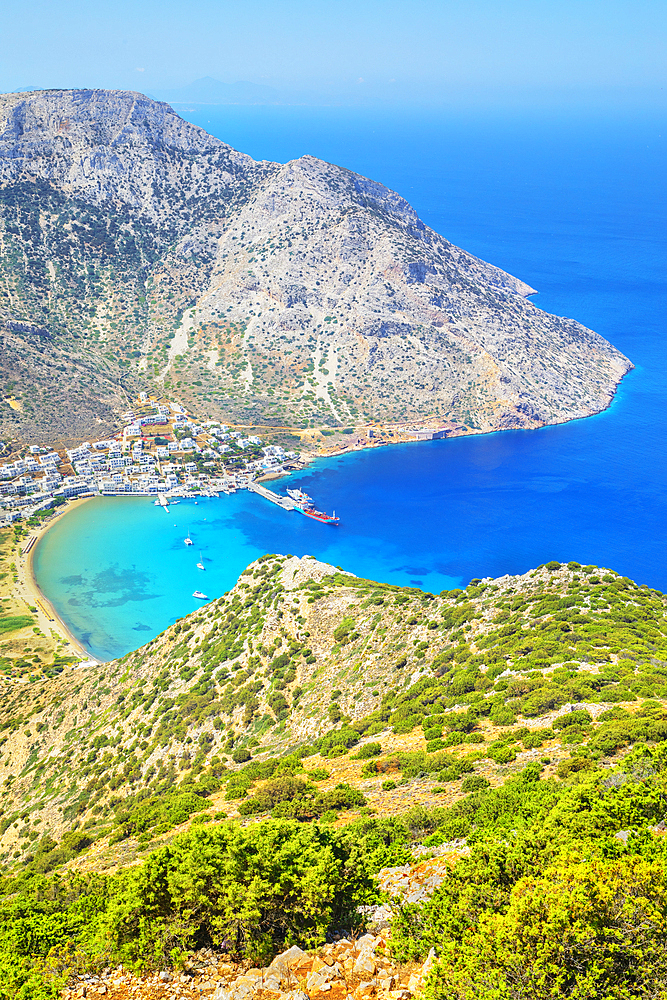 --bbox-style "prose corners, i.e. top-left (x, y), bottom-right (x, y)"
top-left (2, 0), bottom-right (665, 104)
